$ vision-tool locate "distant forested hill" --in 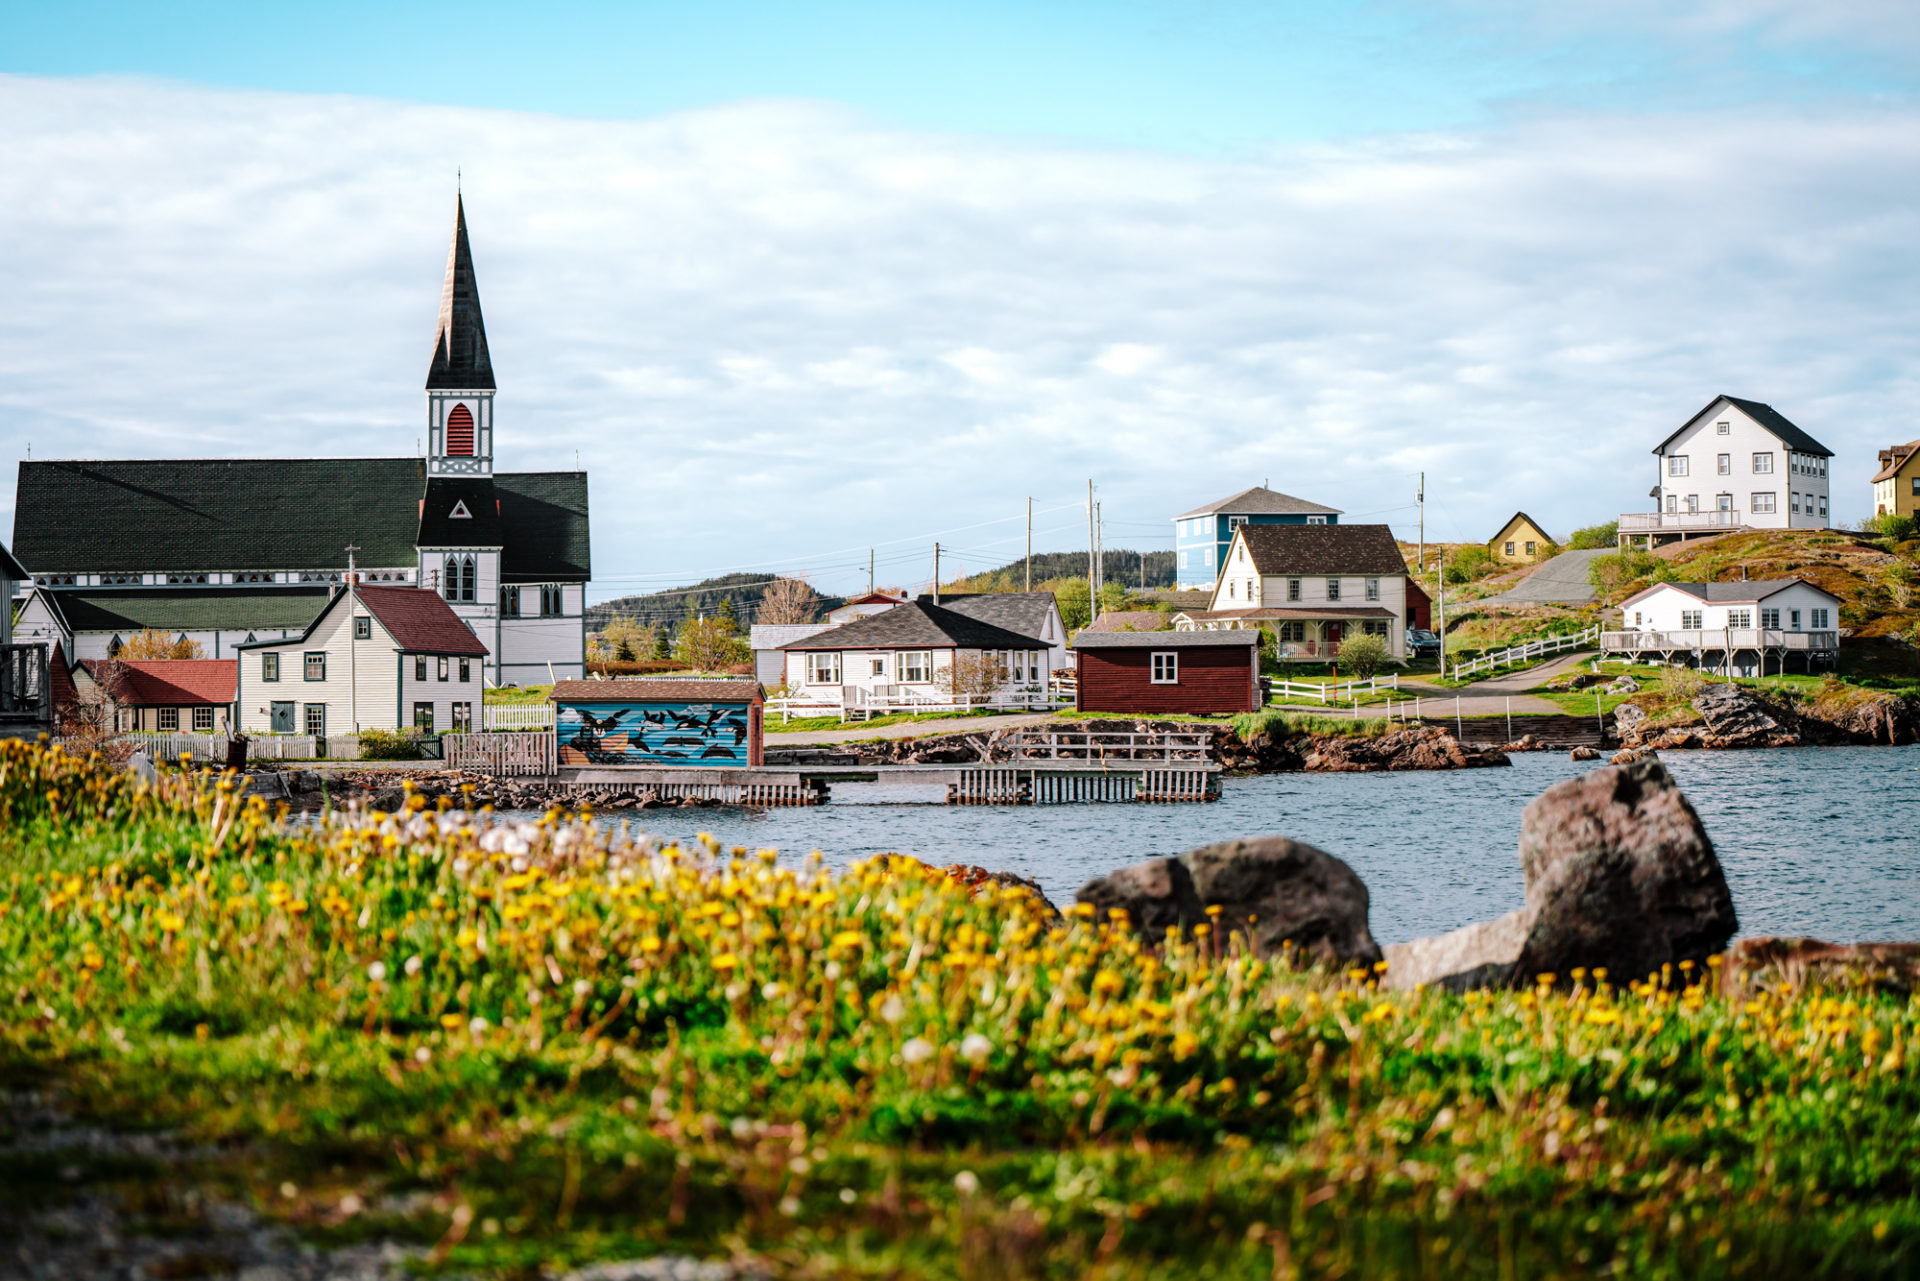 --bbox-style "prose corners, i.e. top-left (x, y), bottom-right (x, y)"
top-left (587, 573), bottom-right (848, 631)
top-left (948, 550), bottom-right (1175, 593)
